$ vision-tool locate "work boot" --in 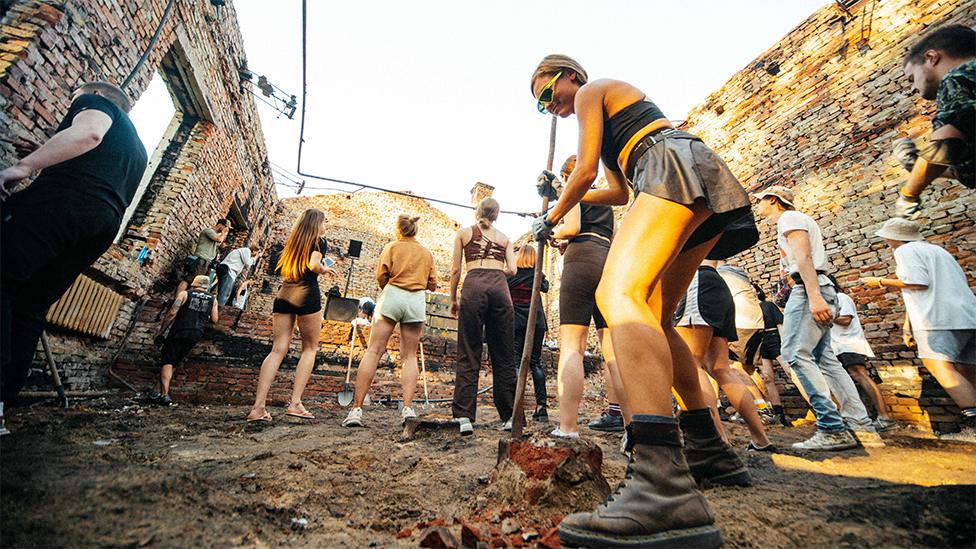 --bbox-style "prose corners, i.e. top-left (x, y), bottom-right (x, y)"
top-left (678, 408), bottom-right (752, 487)
top-left (558, 420), bottom-right (722, 548)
